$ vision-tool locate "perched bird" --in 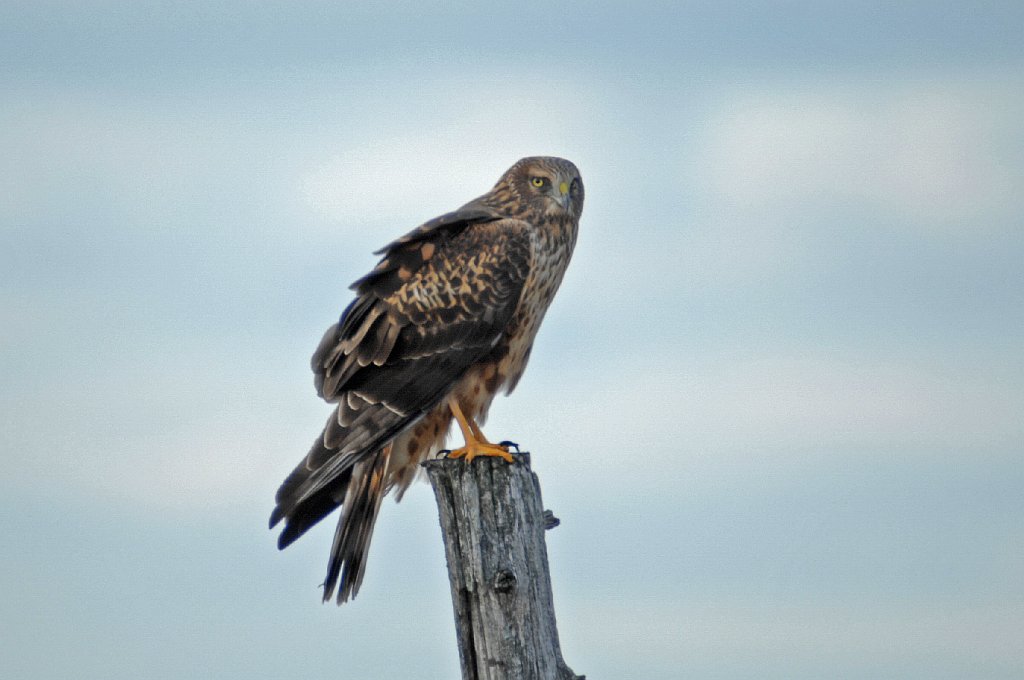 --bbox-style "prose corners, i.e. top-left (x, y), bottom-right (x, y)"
top-left (271, 156), bottom-right (584, 604)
